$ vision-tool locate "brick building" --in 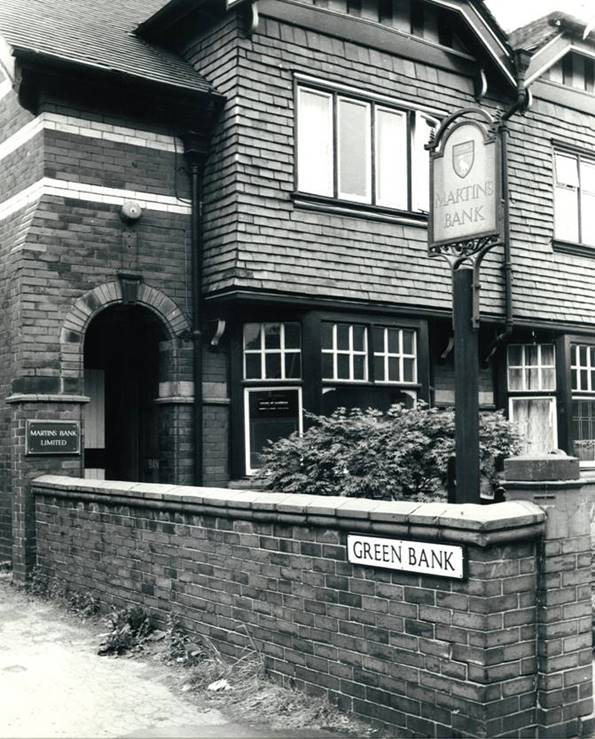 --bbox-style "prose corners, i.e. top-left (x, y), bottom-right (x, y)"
top-left (0, 0), bottom-right (594, 565)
